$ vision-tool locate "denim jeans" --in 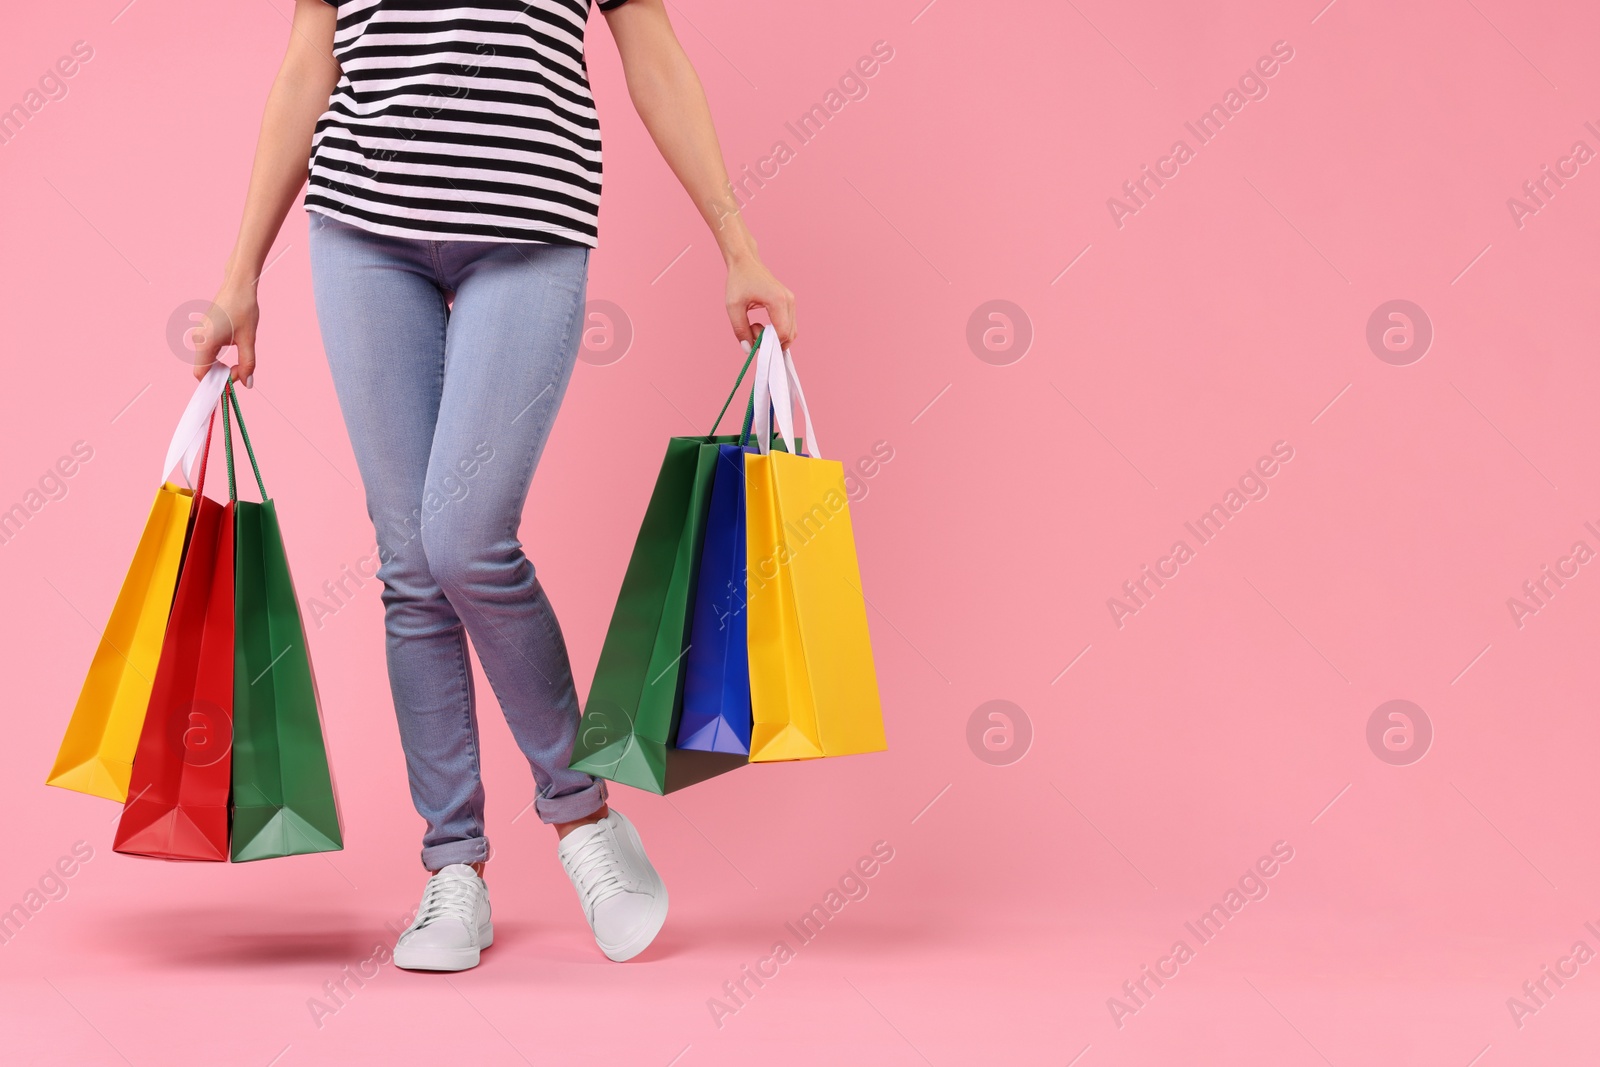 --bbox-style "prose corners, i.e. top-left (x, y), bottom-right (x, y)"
top-left (307, 209), bottom-right (606, 870)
